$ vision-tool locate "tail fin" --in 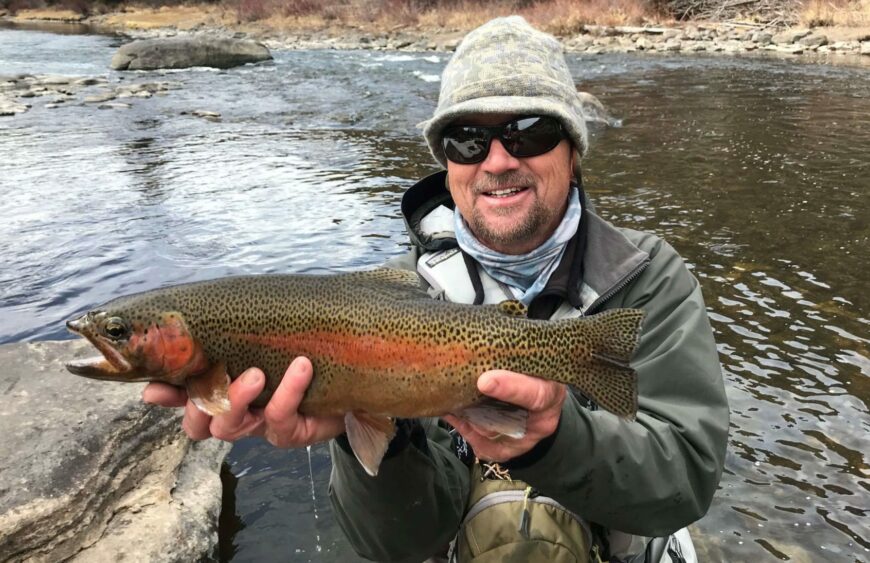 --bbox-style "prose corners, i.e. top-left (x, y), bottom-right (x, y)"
top-left (561, 308), bottom-right (645, 419)
top-left (583, 308), bottom-right (646, 367)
